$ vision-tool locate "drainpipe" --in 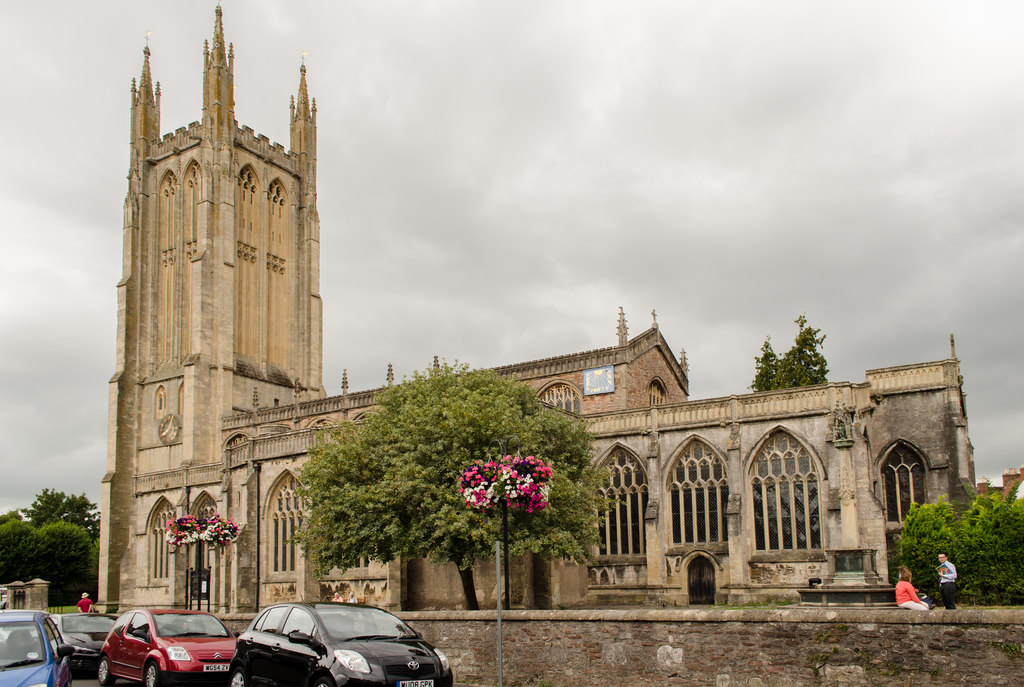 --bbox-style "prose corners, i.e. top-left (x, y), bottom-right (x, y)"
top-left (254, 462), bottom-right (261, 612)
